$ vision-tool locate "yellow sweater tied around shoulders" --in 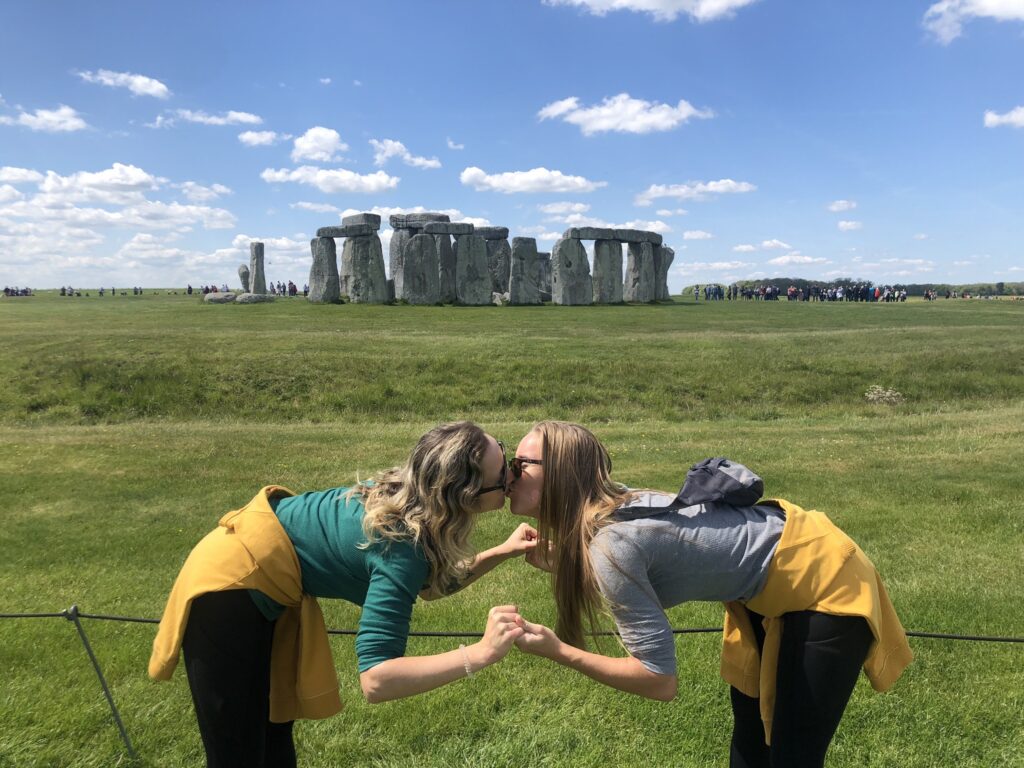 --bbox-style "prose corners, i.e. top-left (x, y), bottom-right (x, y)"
top-left (719, 499), bottom-right (913, 745)
top-left (148, 486), bottom-right (343, 723)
